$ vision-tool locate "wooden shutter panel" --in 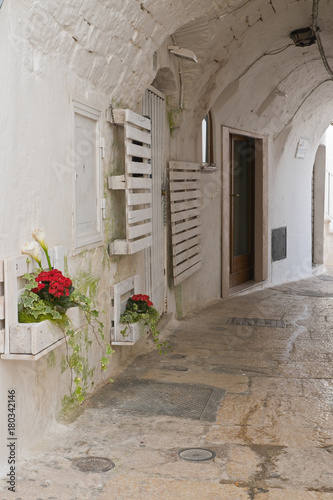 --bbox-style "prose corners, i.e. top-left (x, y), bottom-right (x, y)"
top-left (108, 109), bottom-right (153, 255)
top-left (169, 161), bottom-right (202, 285)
